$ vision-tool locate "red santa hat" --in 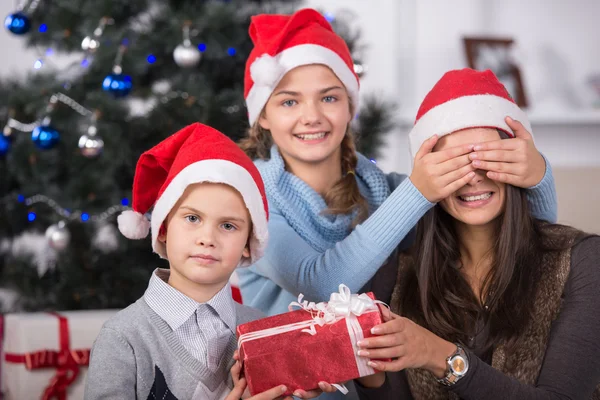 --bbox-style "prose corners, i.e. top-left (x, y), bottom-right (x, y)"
top-left (408, 68), bottom-right (532, 157)
top-left (244, 8), bottom-right (360, 126)
top-left (117, 122), bottom-right (269, 267)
